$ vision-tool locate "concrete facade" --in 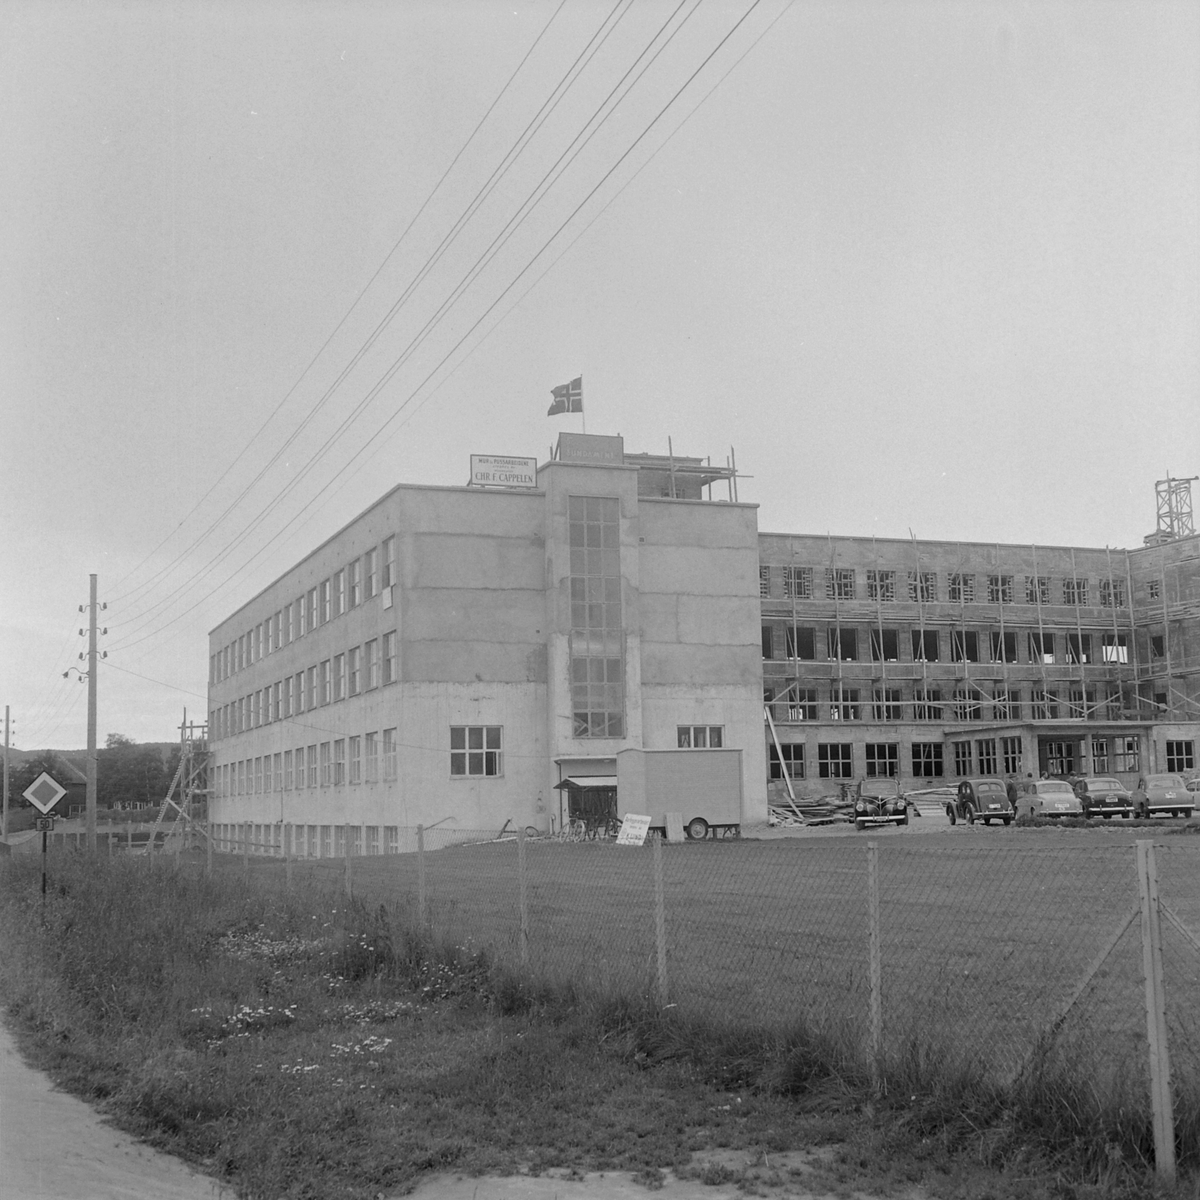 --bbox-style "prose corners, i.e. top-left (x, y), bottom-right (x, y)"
top-left (207, 437), bottom-right (769, 847)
